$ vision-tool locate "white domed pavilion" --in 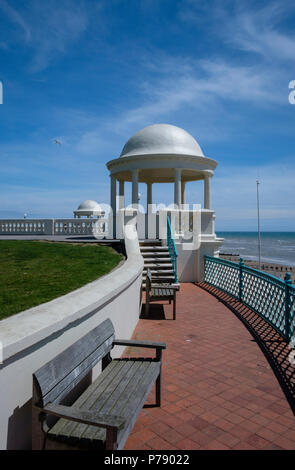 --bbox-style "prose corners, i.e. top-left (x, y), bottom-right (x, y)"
top-left (106, 123), bottom-right (217, 212)
top-left (106, 123), bottom-right (223, 282)
top-left (73, 200), bottom-right (105, 218)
